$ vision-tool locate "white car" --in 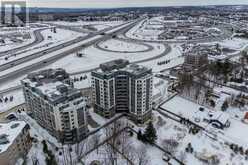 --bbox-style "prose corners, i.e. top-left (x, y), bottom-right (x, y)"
top-left (162, 154), bottom-right (171, 162)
